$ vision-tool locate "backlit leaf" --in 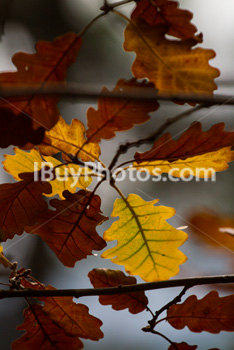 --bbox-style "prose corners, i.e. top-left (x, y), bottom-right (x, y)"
top-left (168, 343), bottom-right (197, 350)
top-left (102, 194), bottom-right (187, 282)
top-left (11, 304), bottom-right (84, 350)
top-left (188, 210), bottom-right (234, 253)
top-left (0, 33), bottom-right (82, 149)
top-left (135, 122), bottom-right (234, 161)
top-left (86, 78), bottom-right (159, 143)
top-left (134, 147), bottom-right (234, 178)
top-left (167, 291), bottom-right (234, 333)
top-left (3, 148), bottom-right (92, 199)
top-left (38, 116), bottom-right (101, 162)
top-left (134, 122), bottom-right (234, 177)
top-left (124, 20), bottom-right (219, 95)
top-left (20, 280), bottom-right (104, 341)
top-left (0, 172), bottom-right (51, 241)
top-left (26, 190), bottom-right (107, 267)
top-left (131, 0), bottom-right (201, 41)
top-left (88, 268), bottom-right (148, 314)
